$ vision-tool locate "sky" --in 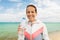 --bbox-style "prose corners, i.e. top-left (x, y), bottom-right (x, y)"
top-left (0, 0), bottom-right (60, 22)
